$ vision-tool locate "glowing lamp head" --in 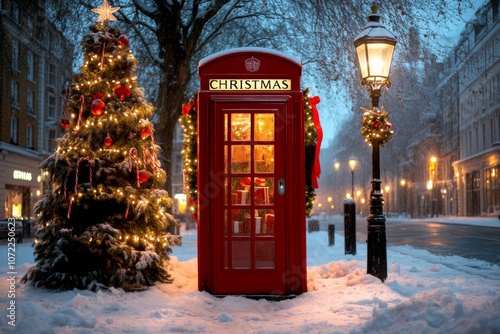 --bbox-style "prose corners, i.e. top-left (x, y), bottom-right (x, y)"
top-left (354, 3), bottom-right (397, 89)
top-left (348, 158), bottom-right (357, 171)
